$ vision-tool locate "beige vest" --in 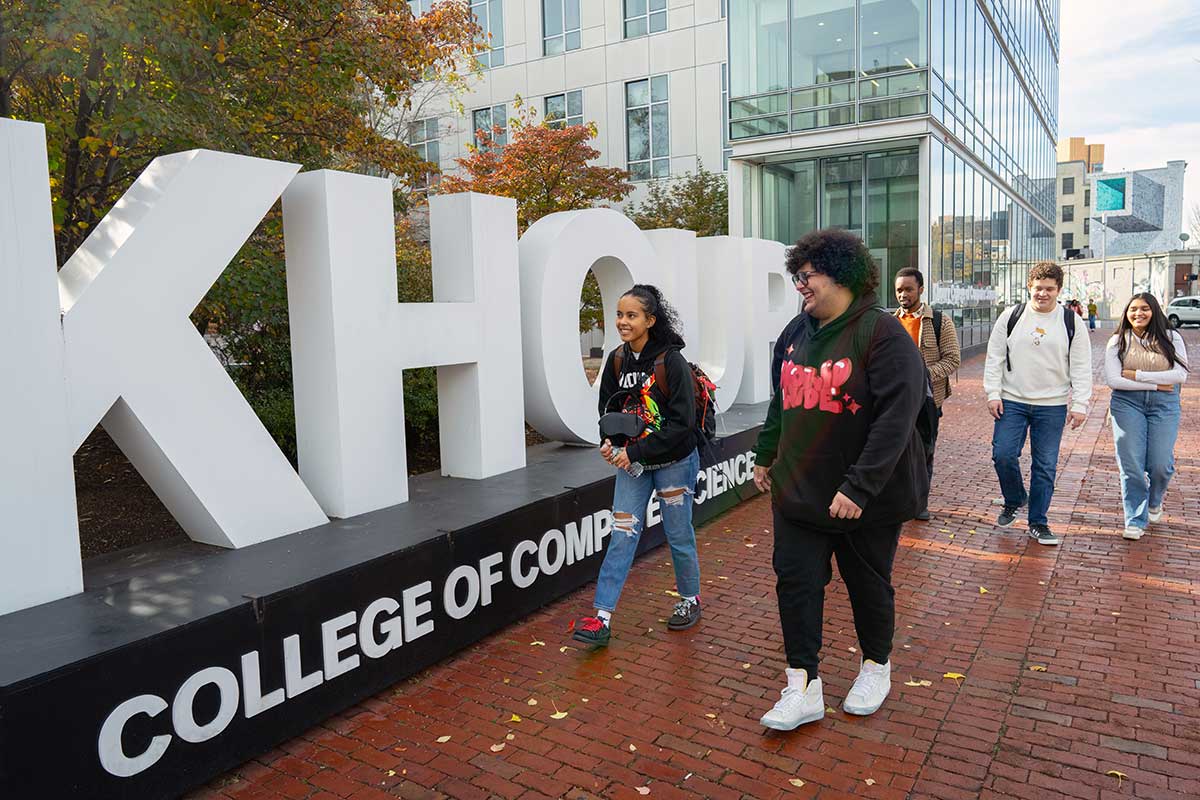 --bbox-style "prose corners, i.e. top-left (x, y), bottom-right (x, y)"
top-left (1119, 332), bottom-right (1171, 373)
